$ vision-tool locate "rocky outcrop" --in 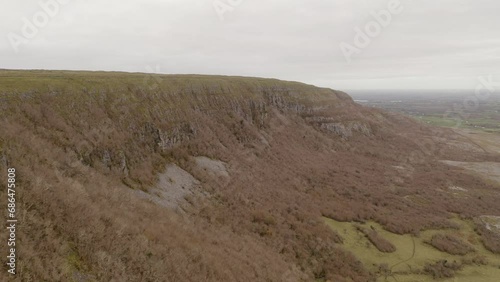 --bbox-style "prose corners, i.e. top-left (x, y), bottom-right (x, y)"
top-left (134, 164), bottom-right (201, 209)
top-left (157, 124), bottom-right (197, 151)
top-left (307, 118), bottom-right (372, 139)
